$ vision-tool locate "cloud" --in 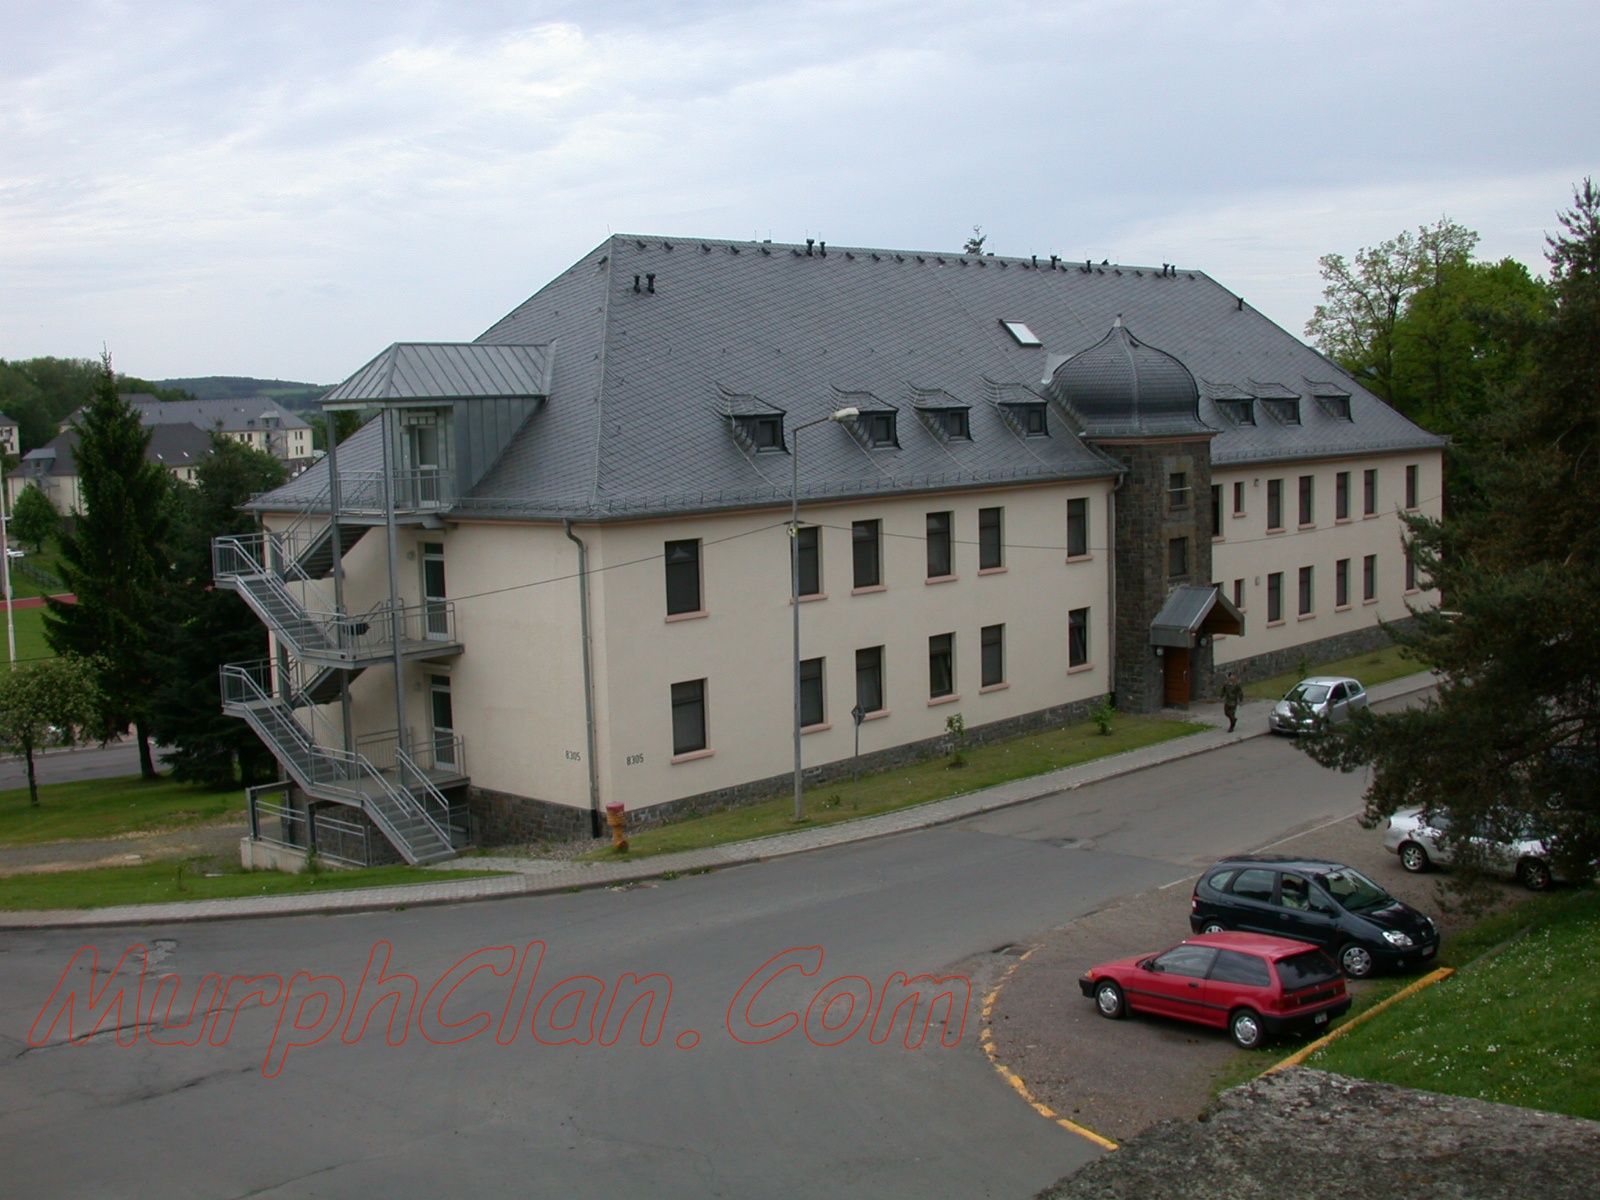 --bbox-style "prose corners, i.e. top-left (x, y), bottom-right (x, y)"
top-left (1, 0), bottom-right (1595, 379)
